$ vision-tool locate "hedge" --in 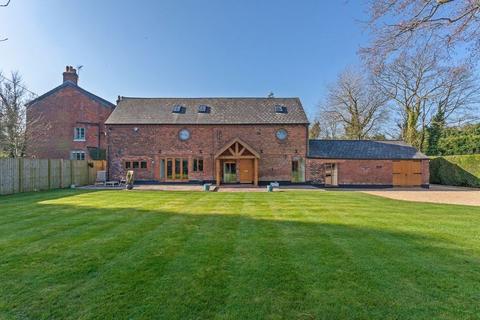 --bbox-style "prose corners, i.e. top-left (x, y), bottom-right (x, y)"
top-left (430, 155), bottom-right (480, 187)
